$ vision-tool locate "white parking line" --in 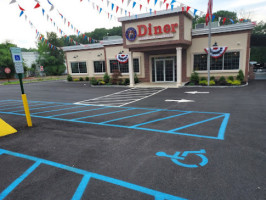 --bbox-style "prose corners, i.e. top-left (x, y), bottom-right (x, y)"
top-left (75, 88), bottom-right (167, 107)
